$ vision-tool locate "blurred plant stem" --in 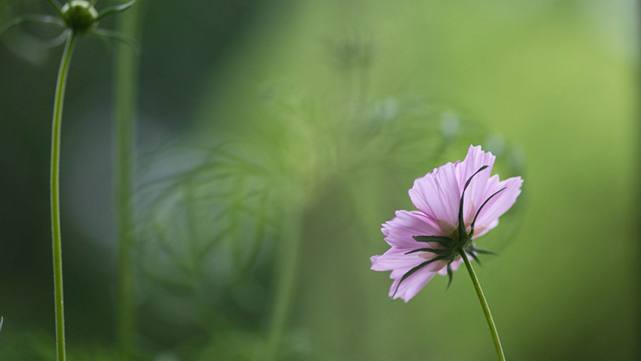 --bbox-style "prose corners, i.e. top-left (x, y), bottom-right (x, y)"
top-left (114, 2), bottom-right (142, 359)
top-left (460, 251), bottom-right (506, 361)
top-left (50, 32), bottom-right (77, 361)
top-left (184, 178), bottom-right (203, 278)
top-left (265, 206), bottom-right (303, 361)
